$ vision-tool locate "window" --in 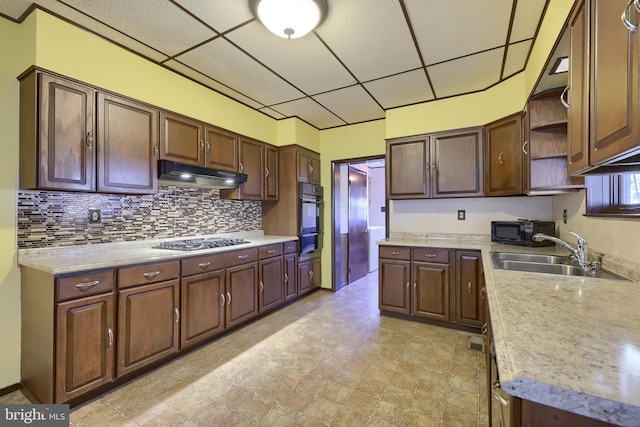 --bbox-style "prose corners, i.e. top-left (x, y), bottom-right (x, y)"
top-left (586, 174), bottom-right (640, 216)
